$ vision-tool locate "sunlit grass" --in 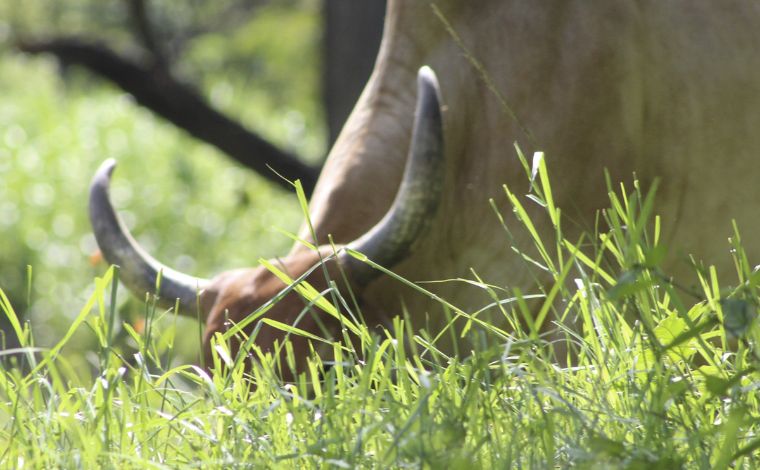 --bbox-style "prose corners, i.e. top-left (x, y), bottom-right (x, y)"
top-left (1, 144), bottom-right (759, 468)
